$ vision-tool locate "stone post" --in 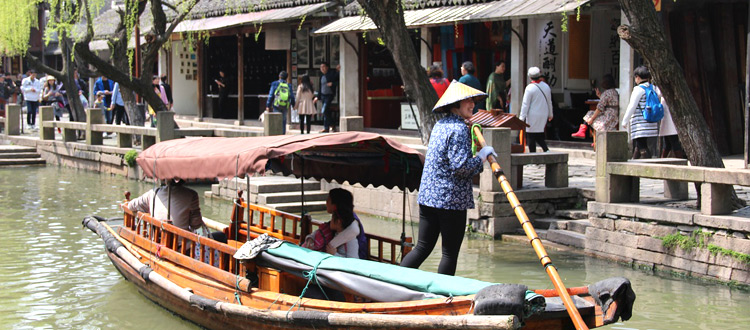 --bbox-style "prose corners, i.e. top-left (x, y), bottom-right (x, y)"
top-left (39, 106), bottom-right (55, 140)
top-left (340, 116), bottom-right (364, 132)
top-left (340, 32), bottom-right (360, 118)
top-left (595, 131), bottom-right (637, 203)
top-left (87, 108), bottom-right (104, 145)
top-left (4, 104), bottom-right (20, 135)
top-left (263, 112), bottom-right (283, 136)
top-left (480, 127), bottom-right (511, 193)
top-left (156, 111), bottom-right (175, 142)
top-left (700, 183), bottom-right (733, 215)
